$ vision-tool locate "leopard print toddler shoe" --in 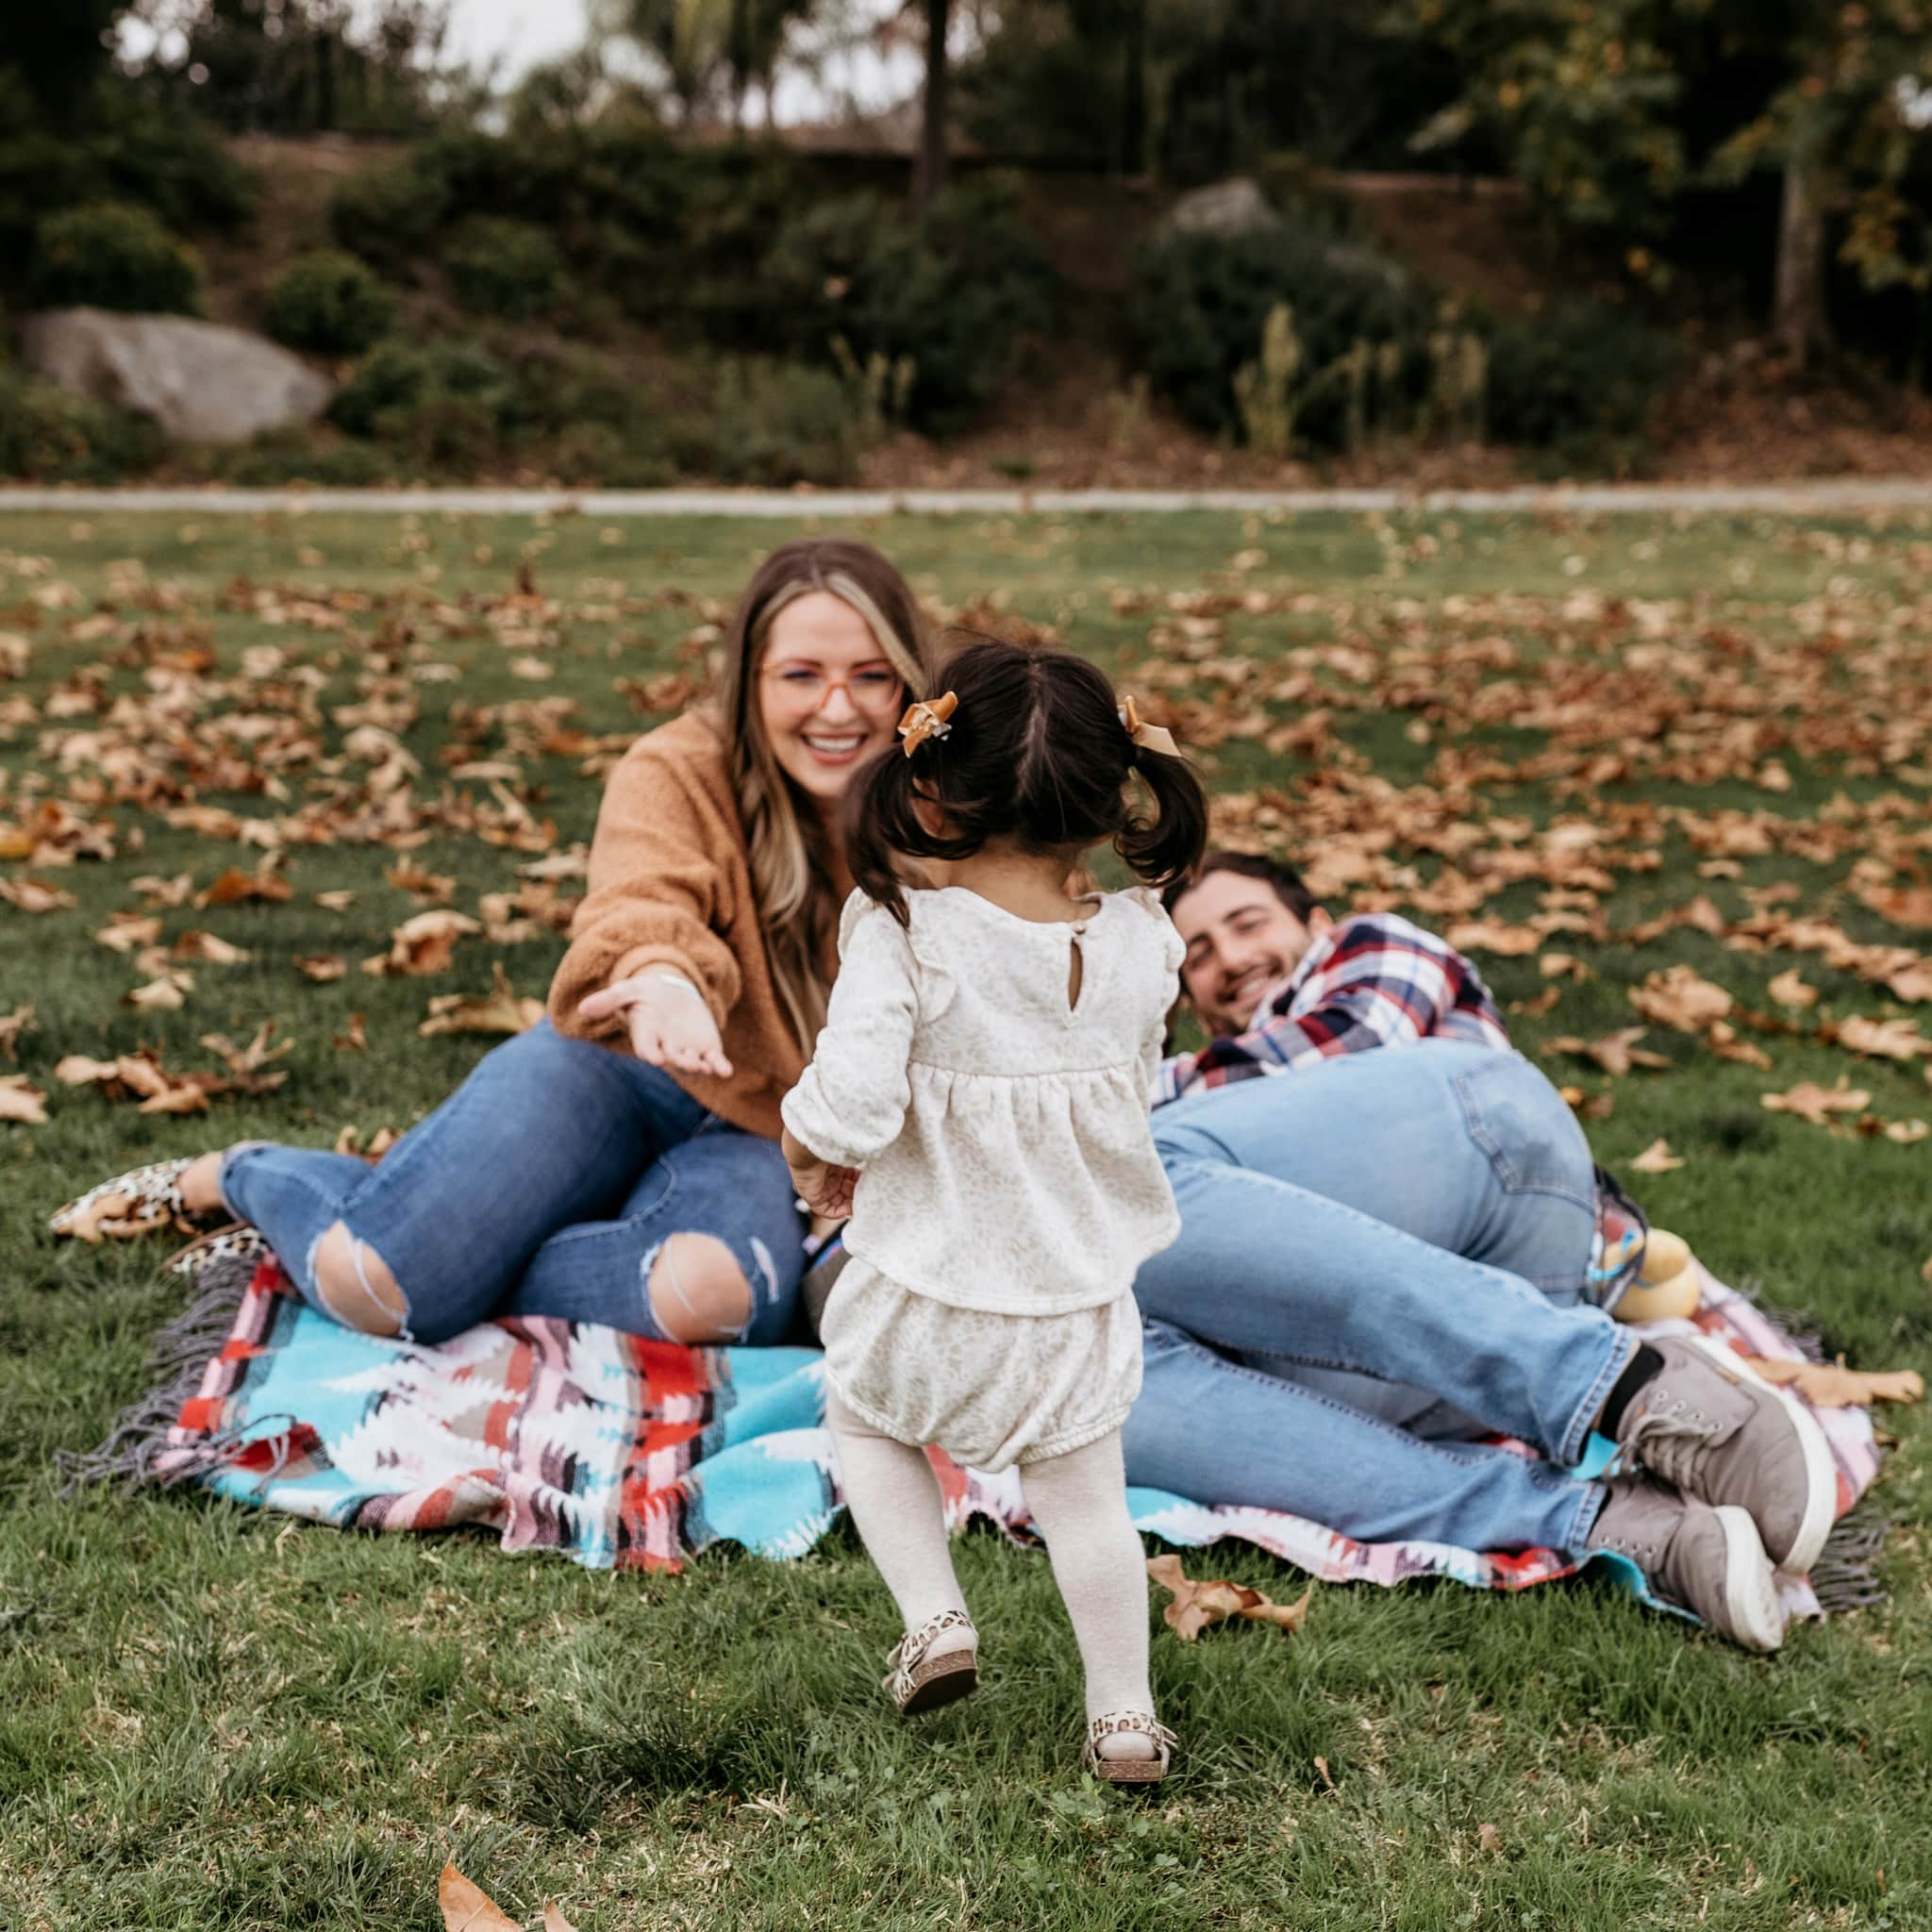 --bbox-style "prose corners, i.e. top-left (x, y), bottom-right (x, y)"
top-left (883, 1609), bottom-right (979, 1715)
top-left (1084, 1710), bottom-right (1178, 1787)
